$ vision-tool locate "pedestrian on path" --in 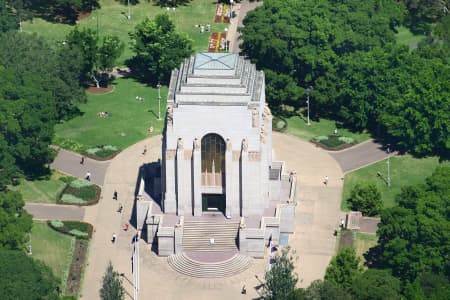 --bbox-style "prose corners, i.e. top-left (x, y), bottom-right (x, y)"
top-left (113, 190), bottom-right (118, 200)
top-left (80, 156), bottom-right (85, 165)
top-left (241, 285), bottom-right (246, 294)
top-left (124, 223), bottom-right (129, 231)
top-left (85, 171), bottom-right (91, 181)
top-left (340, 218), bottom-right (345, 228)
top-left (112, 233), bottom-right (117, 243)
top-left (117, 203), bottom-right (123, 213)
top-left (323, 176), bottom-right (329, 186)
top-left (142, 145), bottom-right (147, 155)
